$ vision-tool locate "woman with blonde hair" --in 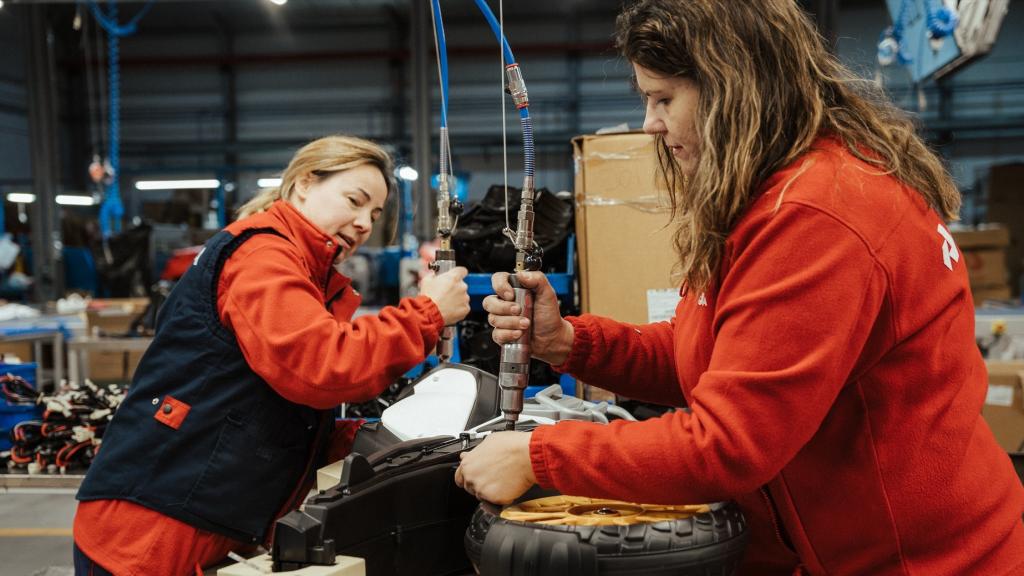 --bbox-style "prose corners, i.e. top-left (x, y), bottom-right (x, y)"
top-left (73, 135), bottom-right (470, 575)
top-left (458, 1), bottom-right (1024, 574)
